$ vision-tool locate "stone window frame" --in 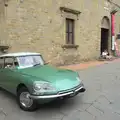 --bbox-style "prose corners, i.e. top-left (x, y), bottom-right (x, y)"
top-left (60, 7), bottom-right (81, 49)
